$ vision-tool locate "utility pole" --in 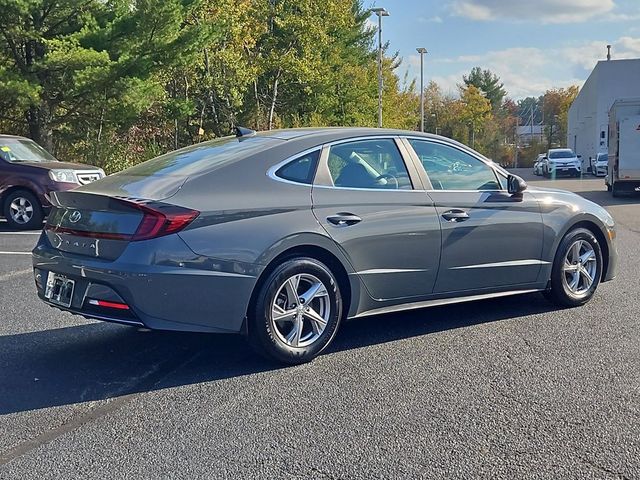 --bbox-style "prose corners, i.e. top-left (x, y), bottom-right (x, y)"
top-left (371, 8), bottom-right (389, 128)
top-left (416, 47), bottom-right (427, 132)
